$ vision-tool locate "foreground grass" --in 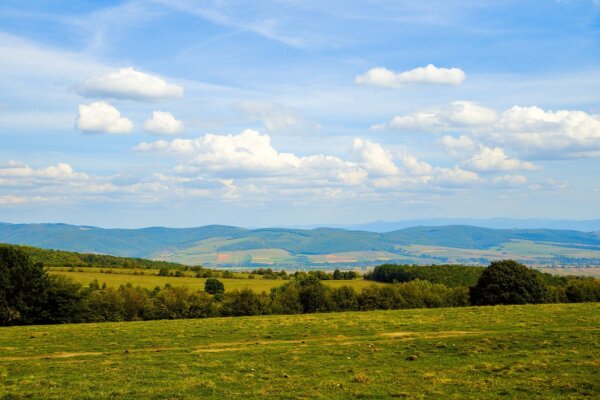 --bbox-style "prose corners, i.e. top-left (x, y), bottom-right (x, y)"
top-left (48, 269), bottom-right (384, 292)
top-left (1, 303), bottom-right (599, 399)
